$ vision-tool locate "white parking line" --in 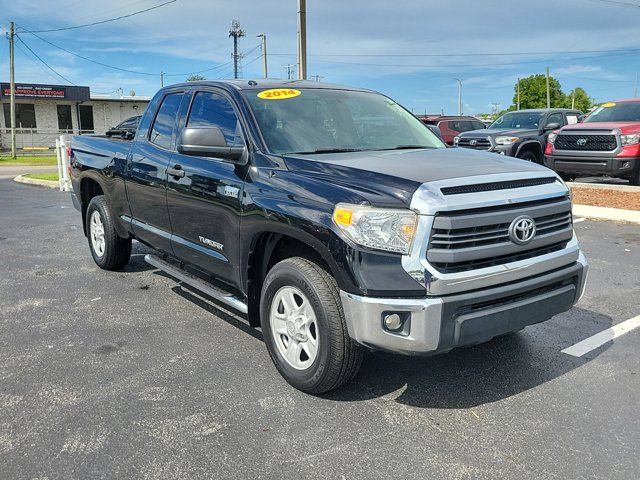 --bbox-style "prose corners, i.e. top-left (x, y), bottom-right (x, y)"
top-left (573, 217), bottom-right (586, 223)
top-left (562, 315), bottom-right (640, 357)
